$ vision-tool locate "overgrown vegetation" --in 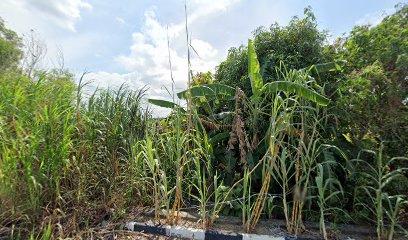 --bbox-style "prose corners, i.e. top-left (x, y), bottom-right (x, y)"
top-left (0, 3), bottom-right (407, 240)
